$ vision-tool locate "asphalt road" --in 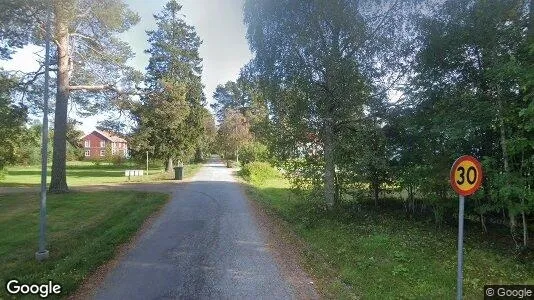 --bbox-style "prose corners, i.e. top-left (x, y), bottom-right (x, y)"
top-left (94, 159), bottom-right (294, 299)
